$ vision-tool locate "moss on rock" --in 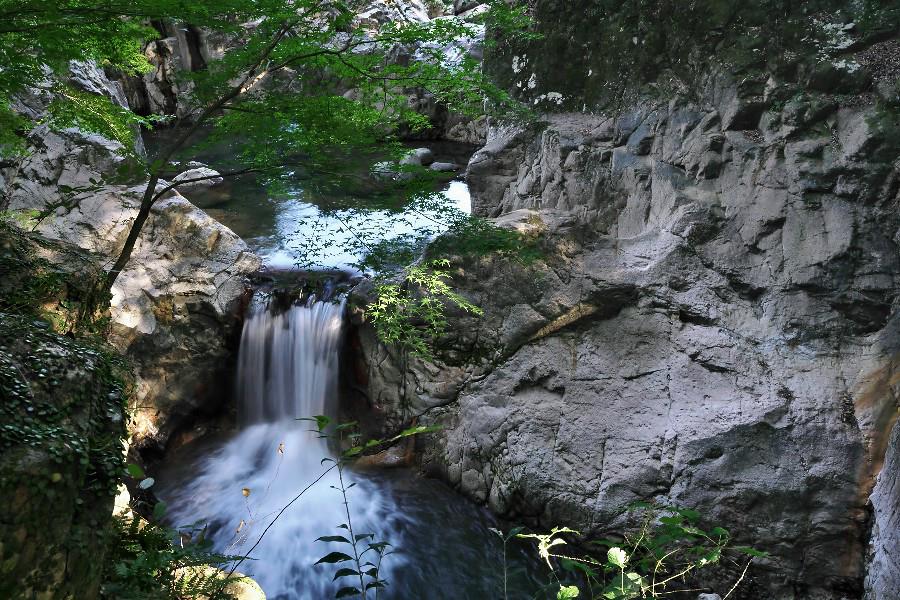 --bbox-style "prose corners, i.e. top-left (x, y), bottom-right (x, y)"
top-left (0, 222), bottom-right (128, 599)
